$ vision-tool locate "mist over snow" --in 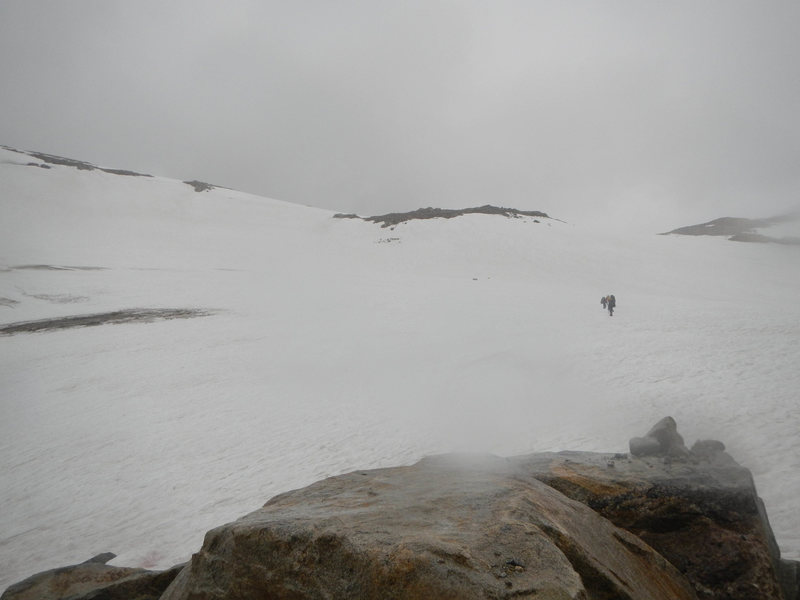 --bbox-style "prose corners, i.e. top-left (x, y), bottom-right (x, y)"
top-left (1, 147), bottom-right (799, 588)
